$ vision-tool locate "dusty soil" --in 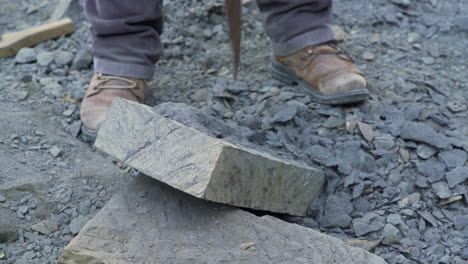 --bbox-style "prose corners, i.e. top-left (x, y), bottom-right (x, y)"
top-left (0, 0), bottom-right (467, 263)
